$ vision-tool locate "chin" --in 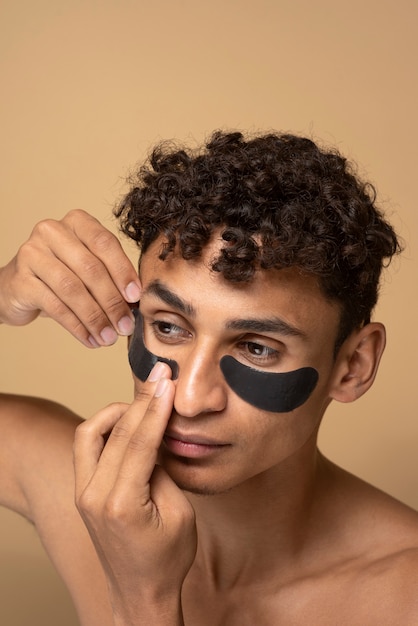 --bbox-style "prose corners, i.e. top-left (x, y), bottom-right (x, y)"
top-left (160, 455), bottom-right (233, 497)
top-left (177, 478), bottom-right (234, 497)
